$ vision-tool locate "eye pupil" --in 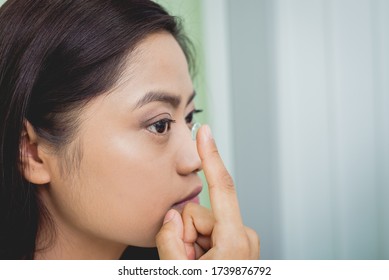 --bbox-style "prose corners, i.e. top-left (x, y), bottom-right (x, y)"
top-left (155, 121), bottom-right (168, 133)
top-left (185, 113), bottom-right (193, 124)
